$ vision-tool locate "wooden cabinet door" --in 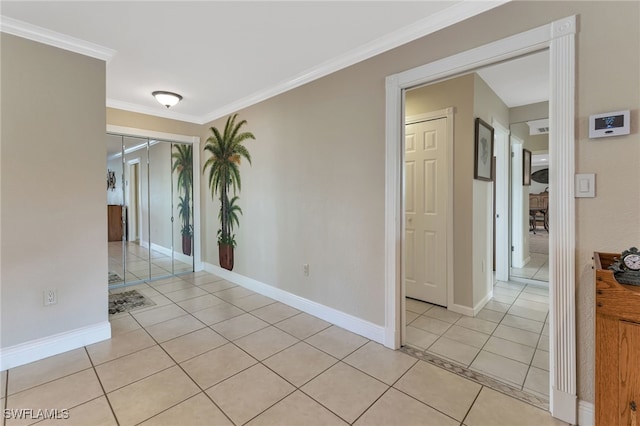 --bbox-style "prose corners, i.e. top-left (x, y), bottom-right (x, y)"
top-left (620, 321), bottom-right (640, 426)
